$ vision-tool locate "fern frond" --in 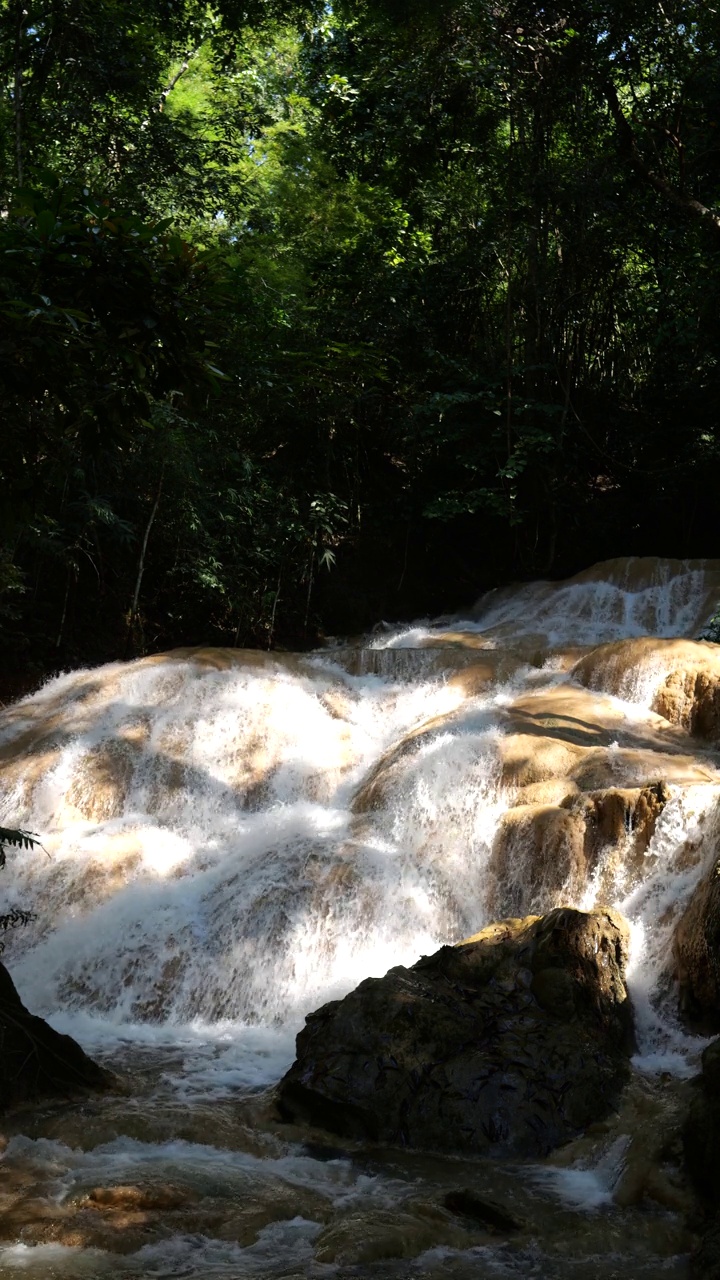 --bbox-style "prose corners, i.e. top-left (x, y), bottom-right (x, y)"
top-left (0, 828), bottom-right (42, 871)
